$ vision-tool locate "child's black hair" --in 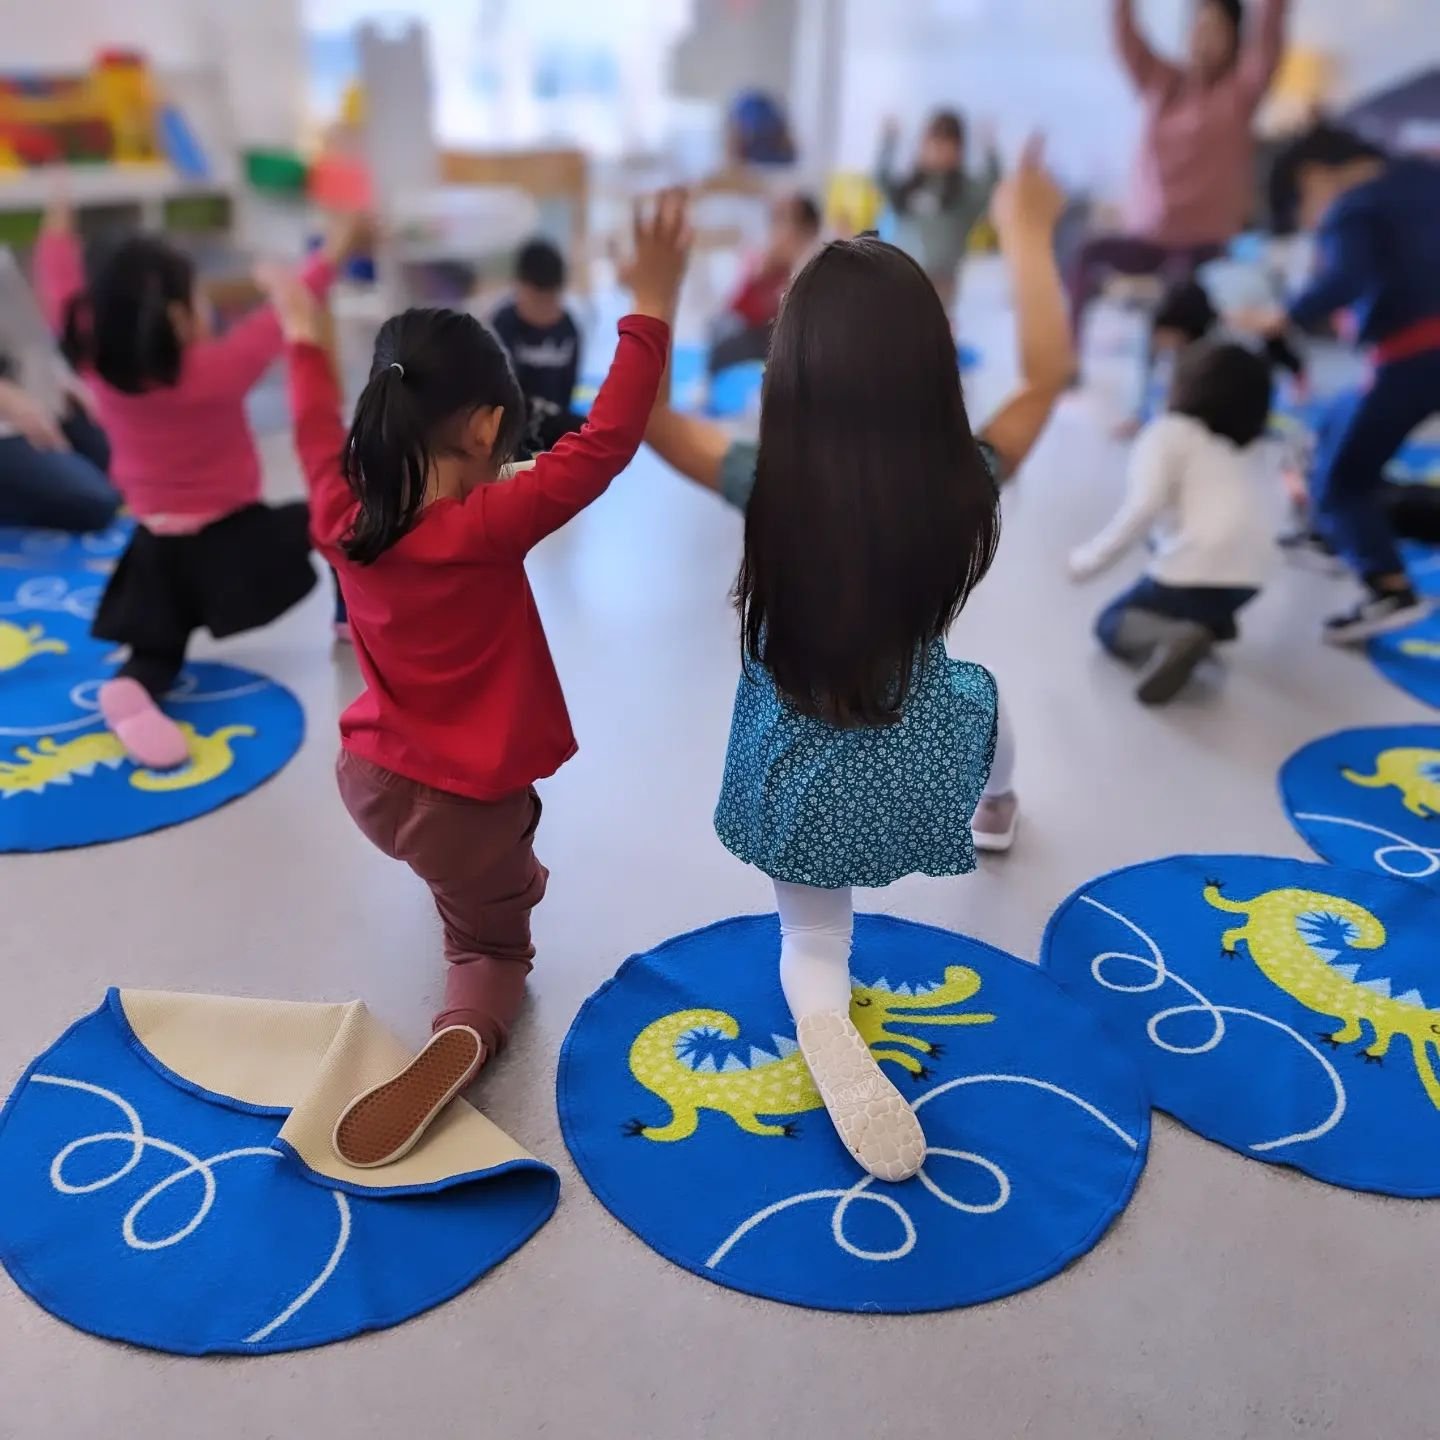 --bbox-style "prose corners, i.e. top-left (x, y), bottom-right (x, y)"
top-left (342, 307), bottom-right (525, 565)
top-left (1206, 0), bottom-right (1244, 34)
top-left (1169, 340), bottom-right (1274, 448)
top-left (514, 238), bottom-right (567, 293)
top-left (61, 235), bottom-right (195, 394)
top-left (1152, 280), bottom-right (1218, 346)
top-left (781, 192), bottom-right (823, 236)
top-left (738, 236), bottom-right (1000, 728)
top-left (1268, 121), bottom-right (1387, 235)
